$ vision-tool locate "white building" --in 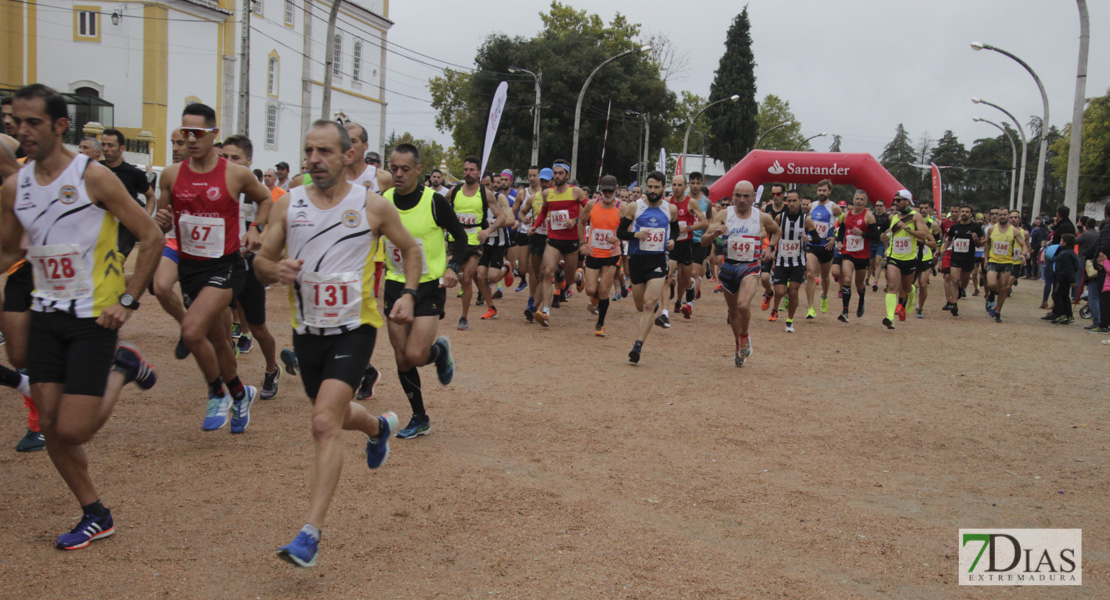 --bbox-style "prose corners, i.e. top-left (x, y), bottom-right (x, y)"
top-left (0, 0), bottom-right (391, 169)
